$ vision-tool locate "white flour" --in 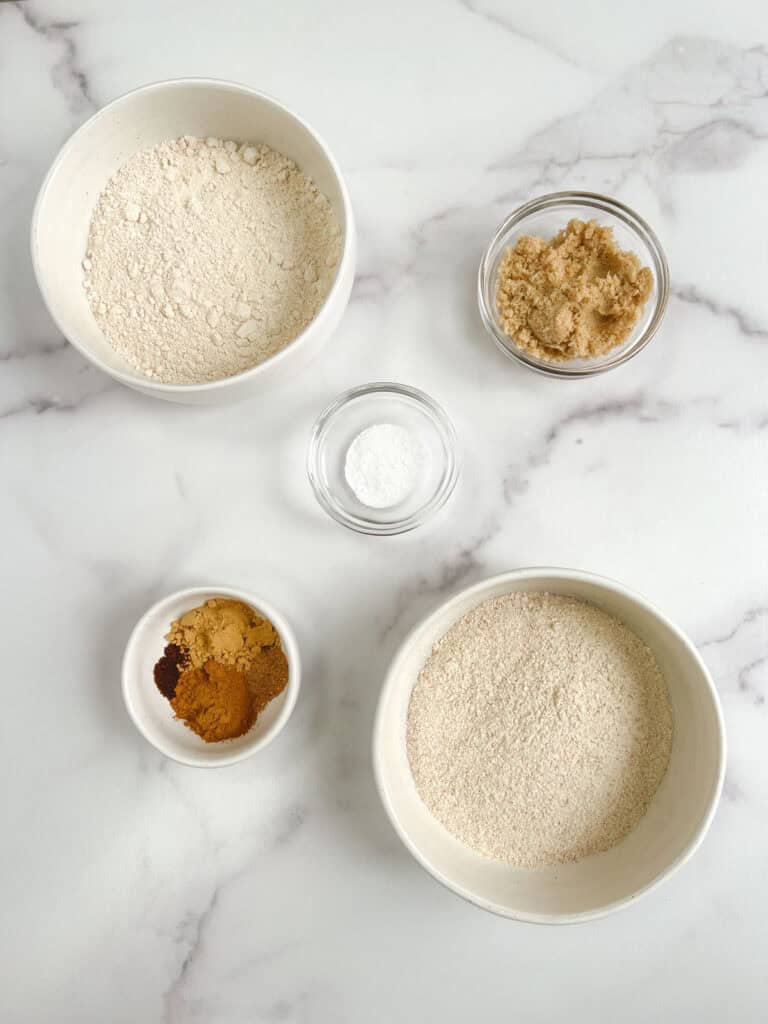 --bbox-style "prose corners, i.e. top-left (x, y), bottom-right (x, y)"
top-left (83, 136), bottom-right (341, 384)
top-left (344, 423), bottom-right (424, 508)
top-left (407, 592), bottom-right (673, 868)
